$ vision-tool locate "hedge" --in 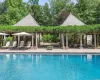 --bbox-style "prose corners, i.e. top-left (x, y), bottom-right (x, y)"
top-left (0, 24), bottom-right (100, 33)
